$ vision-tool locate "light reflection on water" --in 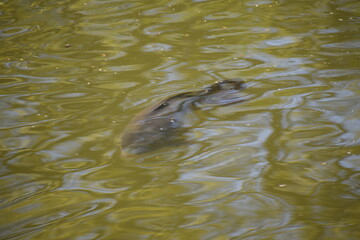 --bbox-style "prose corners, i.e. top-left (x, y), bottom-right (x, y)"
top-left (0, 0), bottom-right (359, 239)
